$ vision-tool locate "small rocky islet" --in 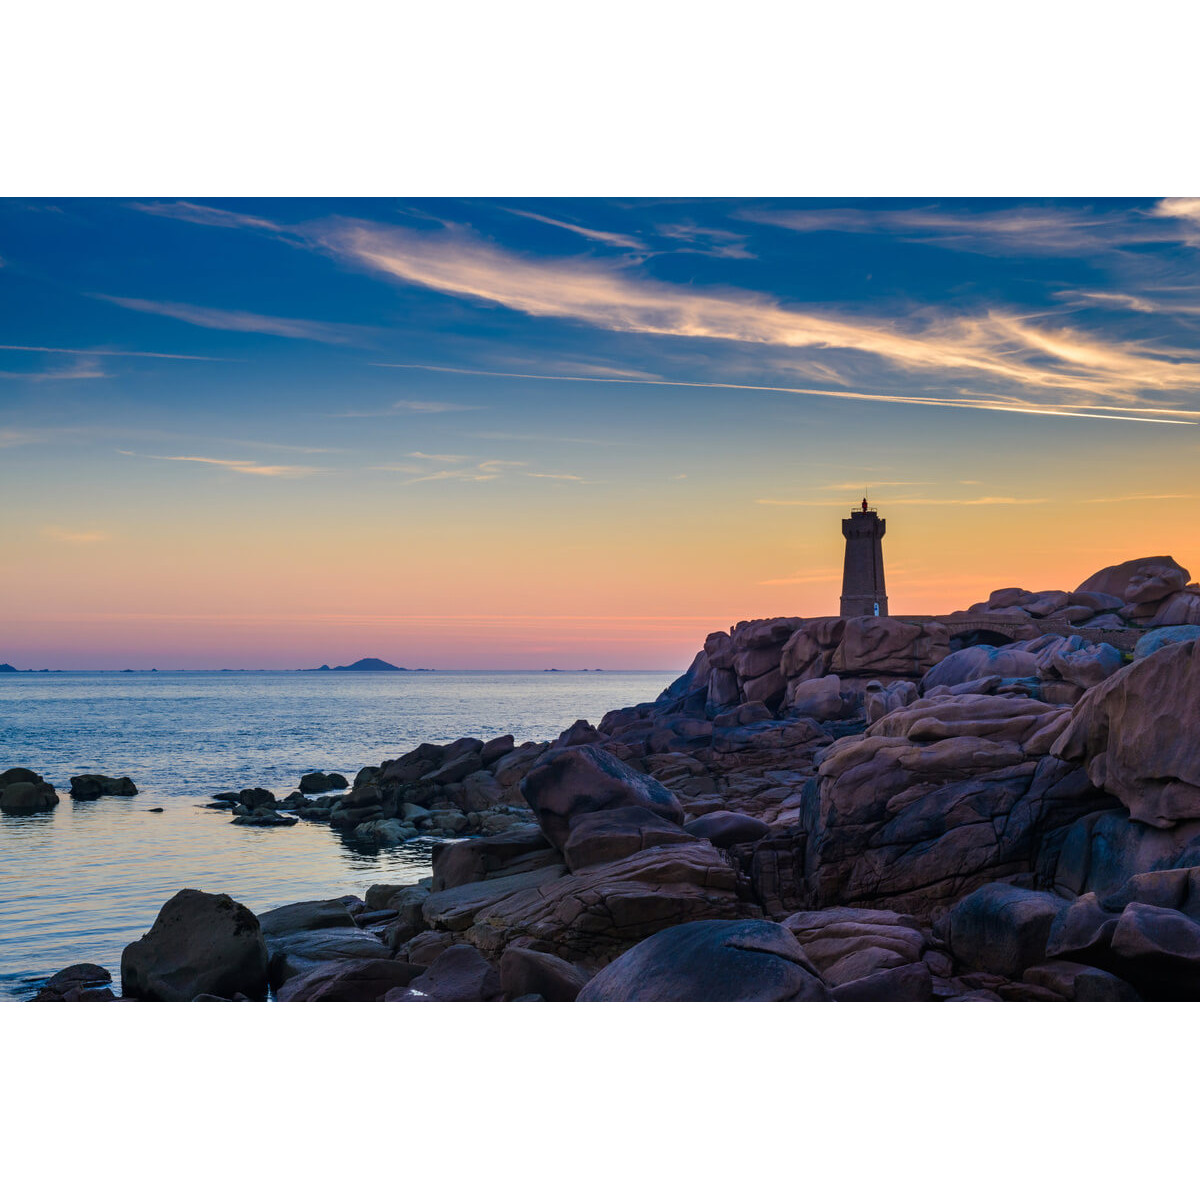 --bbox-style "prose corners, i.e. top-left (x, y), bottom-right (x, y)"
top-left (15, 551), bottom-right (1200, 1002)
